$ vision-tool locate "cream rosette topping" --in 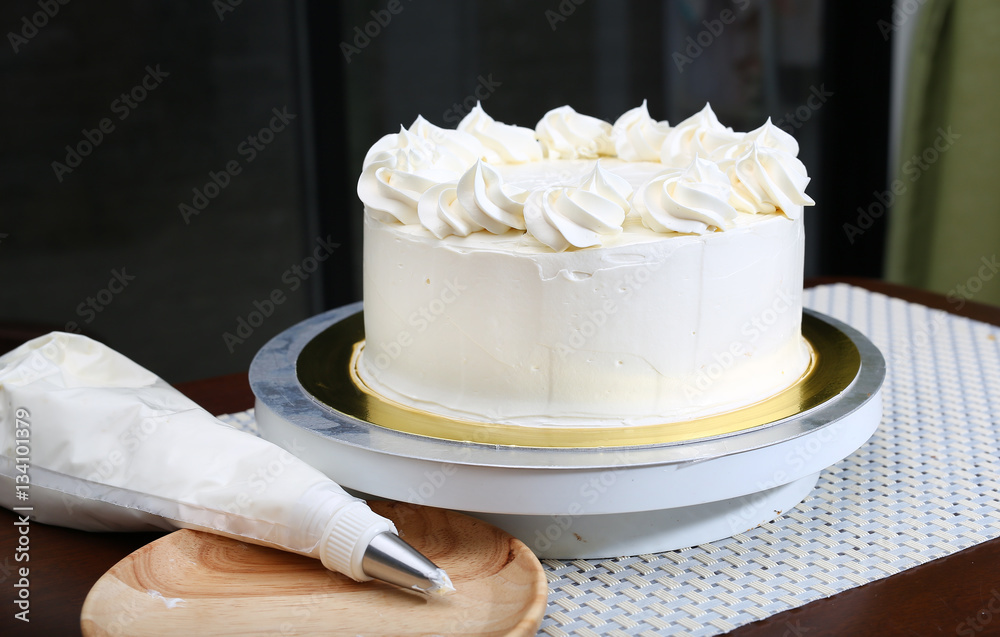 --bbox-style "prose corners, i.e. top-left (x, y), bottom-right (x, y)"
top-left (535, 105), bottom-right (615, 159)
top-left (727, 143), bottom-right (814, 219)
top-left (407, 115), bottom-right (485, 167)
top-left (458, 103), bottom-right (543, 164)
top-left (416, 160), bottom-right (528, 239)
top-left (660, 103), bottom-right (742, 166)
top-left (359, 103), bottom-right (816, 247)
top-left (358, 128), bottom-right (446, 225)
top-left (359, 119), bottom-right (484, 225)
top-left (742, 118), bottom-right (799, 156)
top-left (521, 162), bottom-right (632, 252)
top-left (634, 158), bottom-right (738, 234)
top-left (711, 118), bottom-right (799, 164)
top-left (578, 160), bottom-right (633, 207)
top-left (611, 100), bottom-right (670, 161)
top-left (416, 183), bottom-right (481, 239)
top-left (524, 187), bottom-right (627, 252)
top-left (456, 159), bottom-right (528, 233)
